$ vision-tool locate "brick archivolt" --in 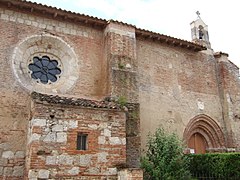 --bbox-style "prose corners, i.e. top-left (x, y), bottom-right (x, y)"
top-left (12, 34), bottom-right (79, 94)
top-left (183, 114), bottom-right (226, 149)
